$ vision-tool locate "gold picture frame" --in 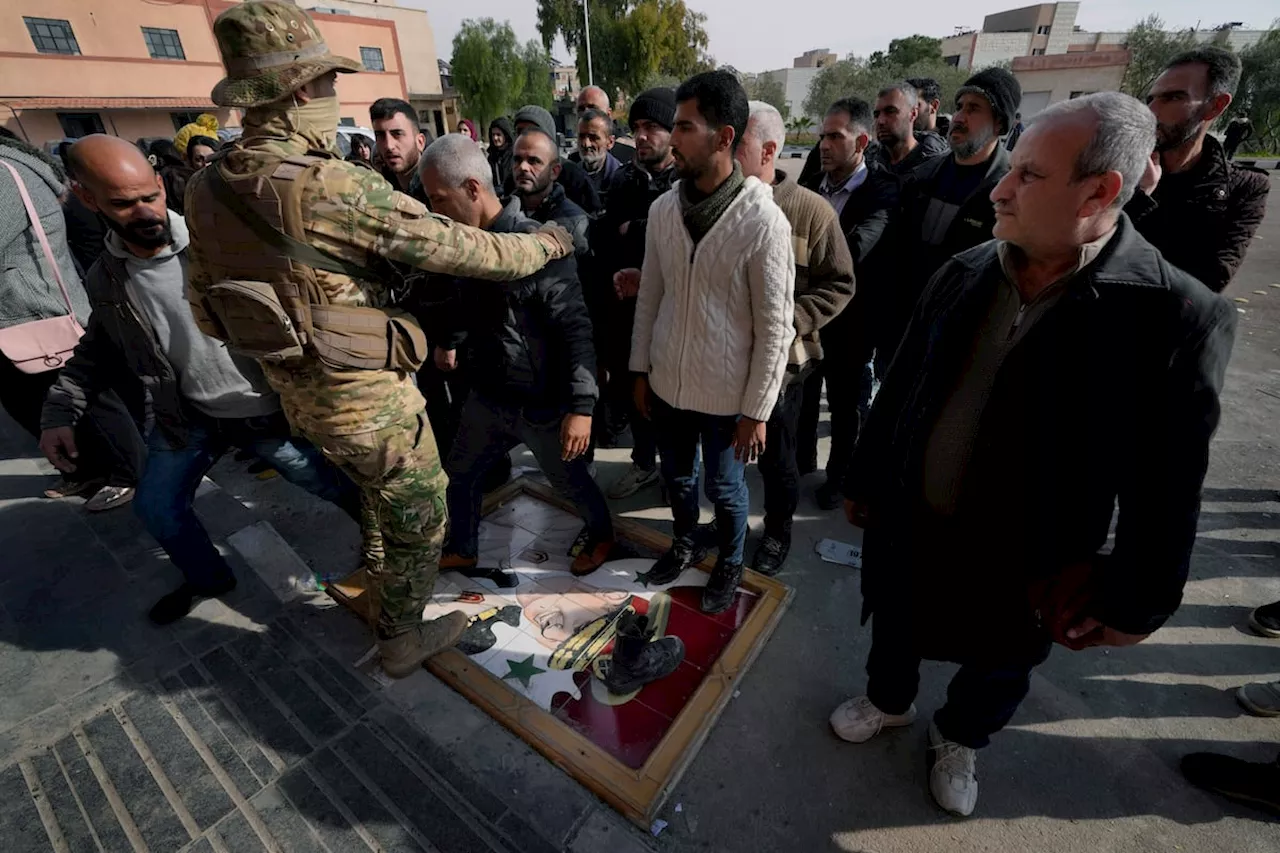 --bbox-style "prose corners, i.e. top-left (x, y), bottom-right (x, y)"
top-left (328, 476), bottom-right (794, 828)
